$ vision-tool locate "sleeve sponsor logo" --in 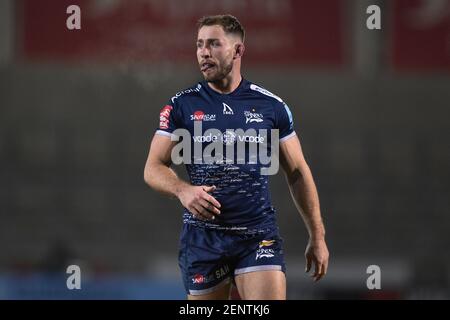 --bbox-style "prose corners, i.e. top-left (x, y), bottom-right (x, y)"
top-left (159, 105), bottom-right (173, 129)
top-left (170, 84), bottom-right (202, 103)
top-left (250, 84), bottom-right (283, 103)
